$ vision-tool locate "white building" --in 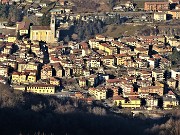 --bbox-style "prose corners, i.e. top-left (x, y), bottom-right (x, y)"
top-left (154, 12), bottom-right (167, 21)
top-left (171, 68), bottom-right (180, 80)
